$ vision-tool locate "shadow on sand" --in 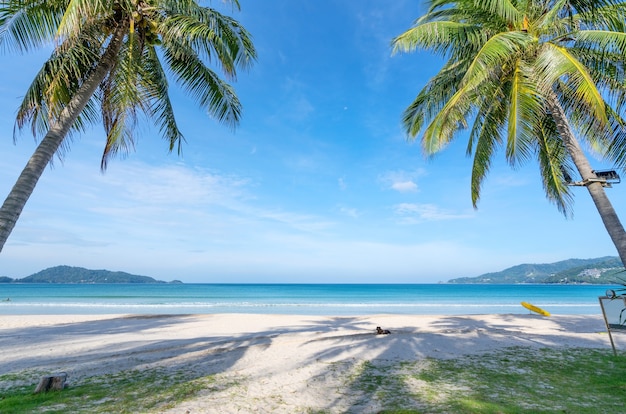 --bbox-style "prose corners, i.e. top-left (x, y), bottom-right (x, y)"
top-left (300, 314), bottom-right (616, 412)
top-left (0, 313), bottom-right (619, 412)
